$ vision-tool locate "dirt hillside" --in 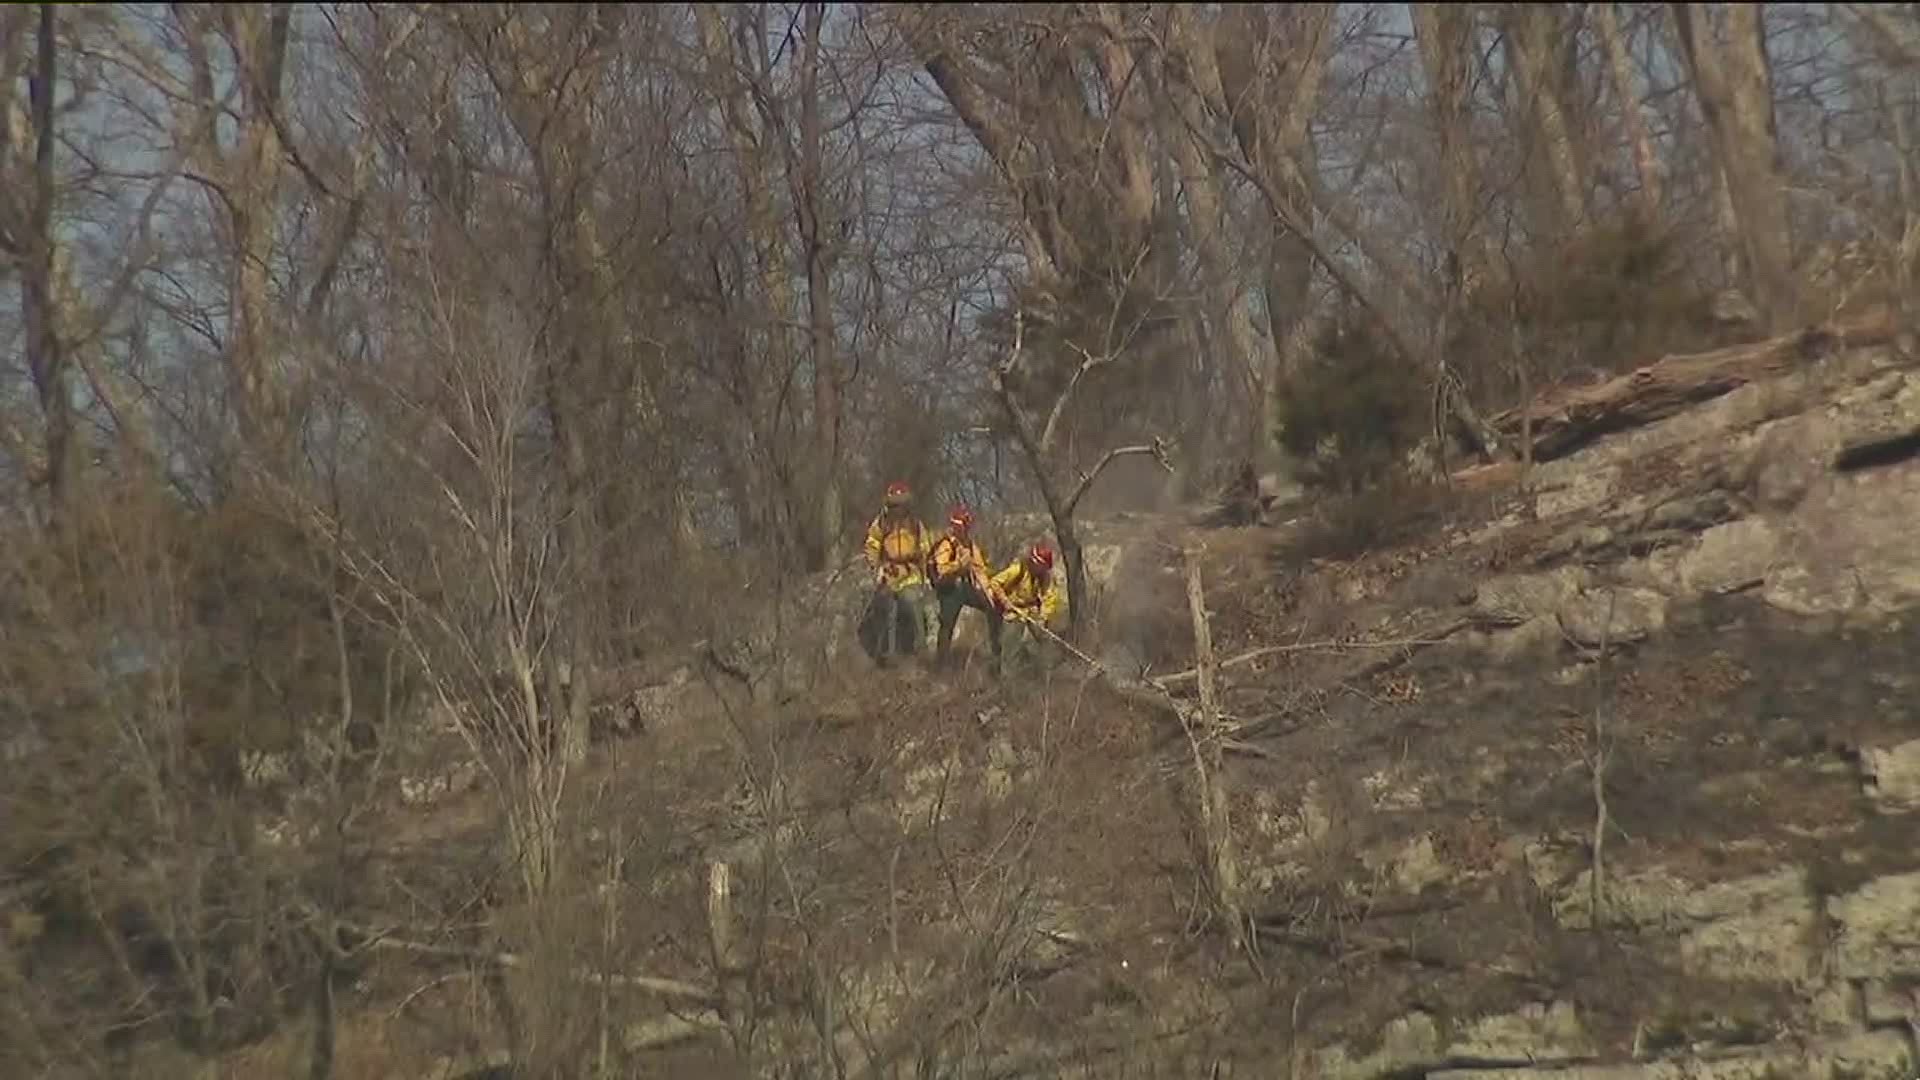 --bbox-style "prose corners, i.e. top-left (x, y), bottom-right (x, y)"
top-left (217, 313), bottom-right (1920, 1078)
